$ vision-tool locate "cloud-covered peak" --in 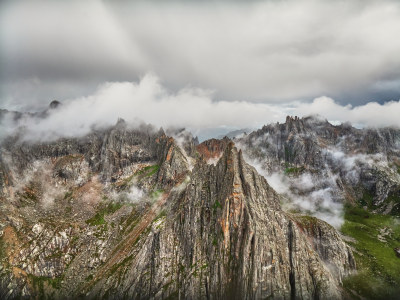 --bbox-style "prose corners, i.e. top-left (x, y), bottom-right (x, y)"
top-left (1, 74), bottom-right (399, 143)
